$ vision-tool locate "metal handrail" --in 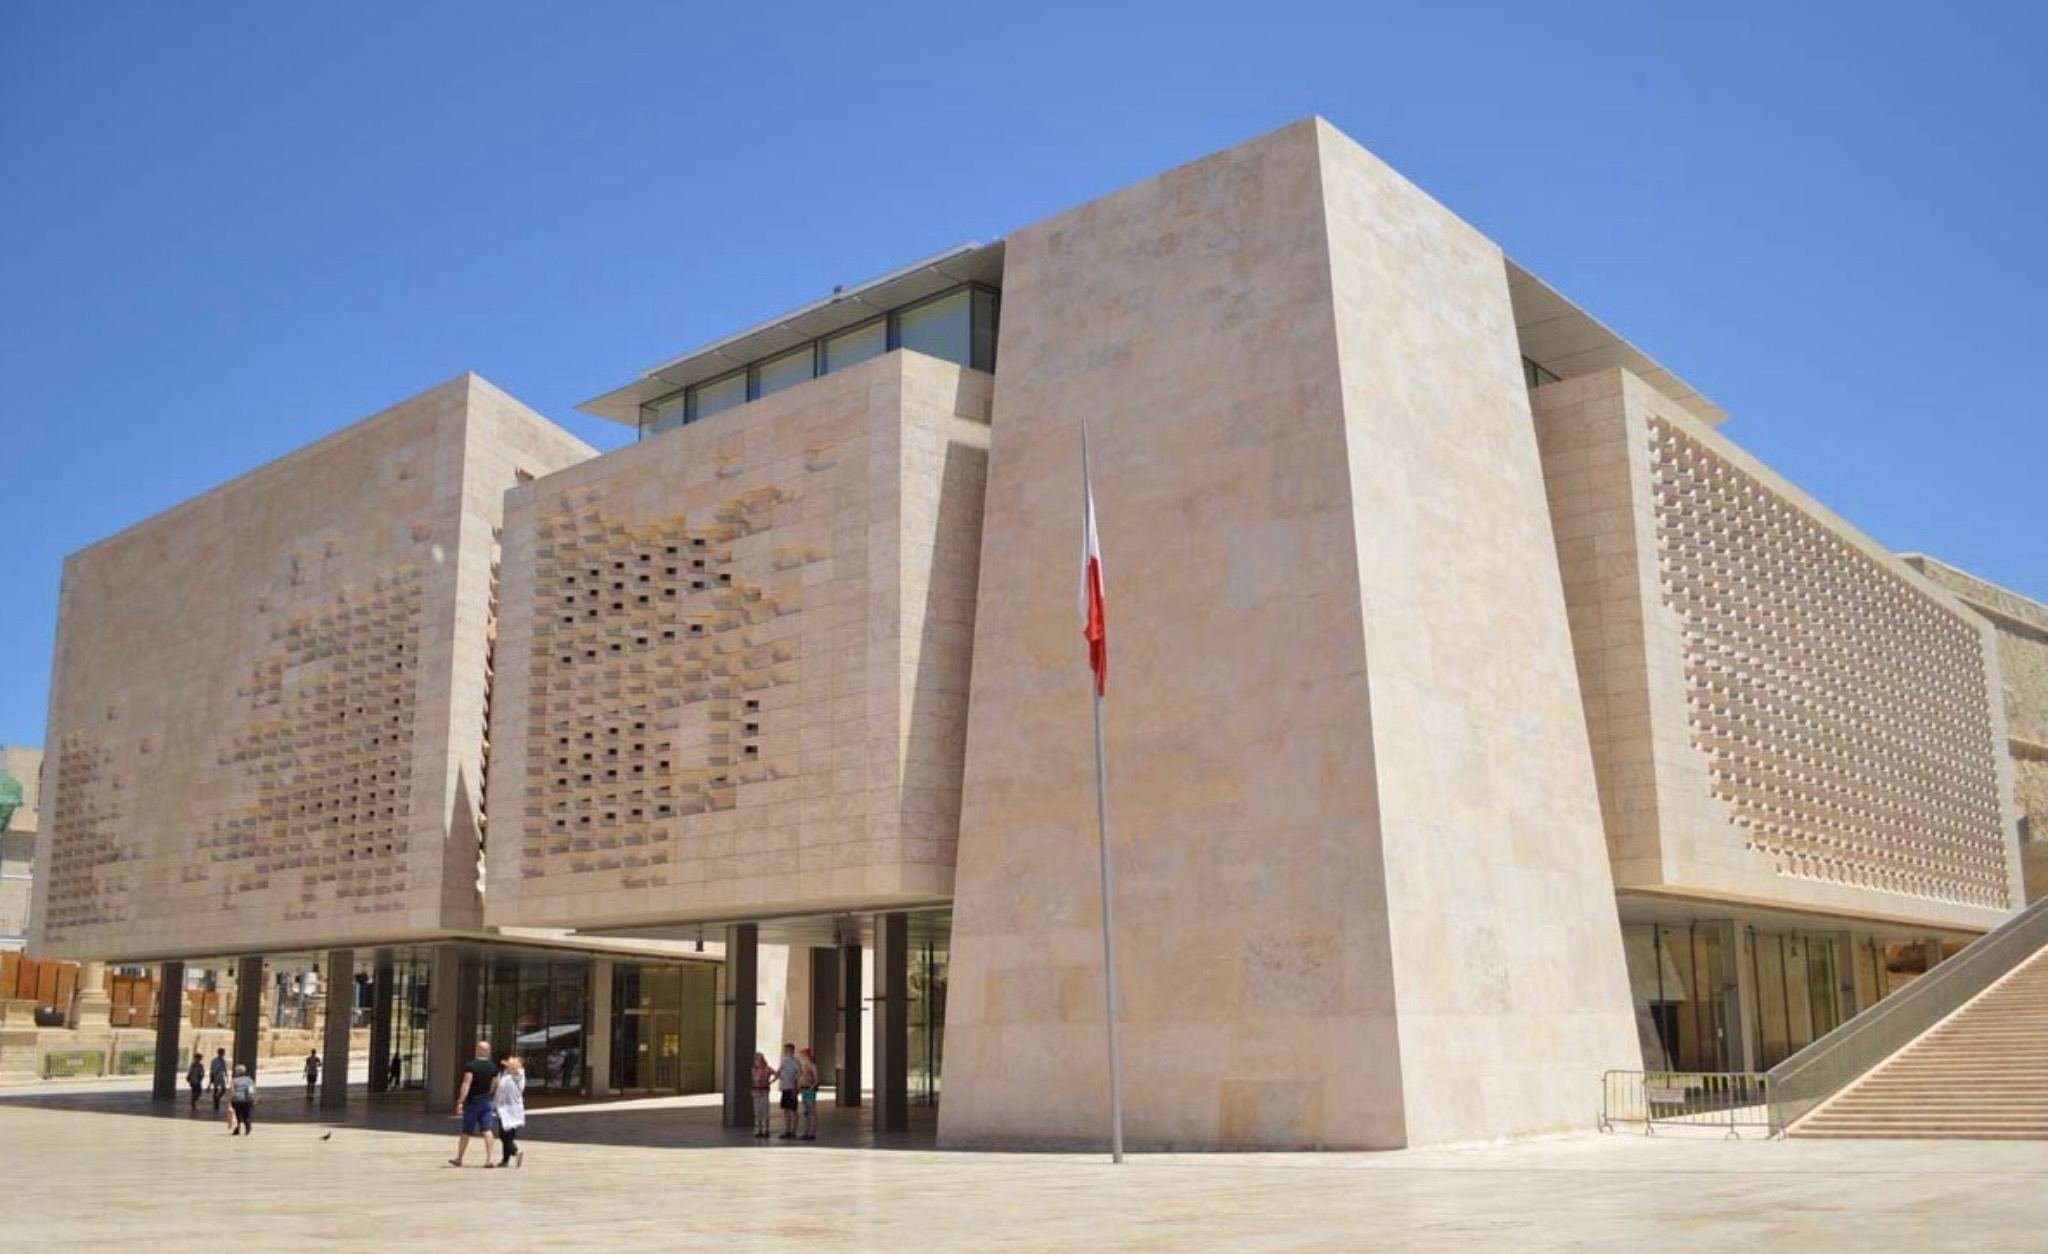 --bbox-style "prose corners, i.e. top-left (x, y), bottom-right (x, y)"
top-left (1766, 891), bottom-right (2048, 1133)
